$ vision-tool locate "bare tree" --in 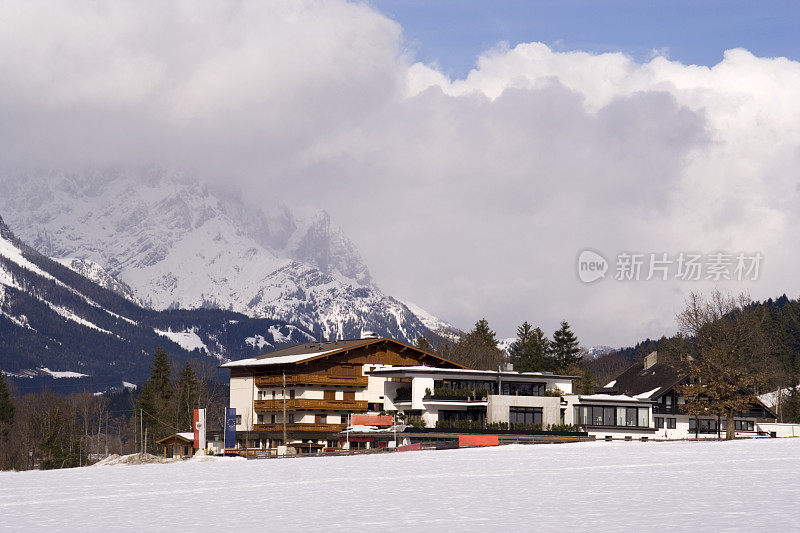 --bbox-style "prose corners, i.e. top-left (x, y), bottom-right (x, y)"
top-left (675, 290), bottom-right (771, 440)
